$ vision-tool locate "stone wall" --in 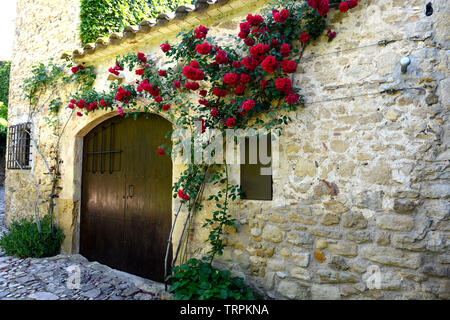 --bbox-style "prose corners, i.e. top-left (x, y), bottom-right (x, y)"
top-left (5, 0), bottom-right (450, 300)
top-left (5, 0), bottom-right (81, 226)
